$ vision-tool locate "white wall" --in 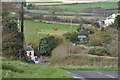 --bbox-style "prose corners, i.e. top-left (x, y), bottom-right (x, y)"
top-left (26, 51), bottom-right (39, 64)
